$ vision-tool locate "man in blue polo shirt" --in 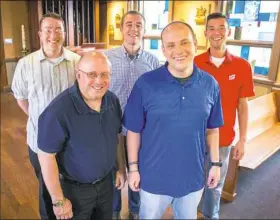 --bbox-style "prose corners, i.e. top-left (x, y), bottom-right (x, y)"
top-left (37, 52), bottom-right (126, 219)
top-left (123, 21), bottom-right (224, 219)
